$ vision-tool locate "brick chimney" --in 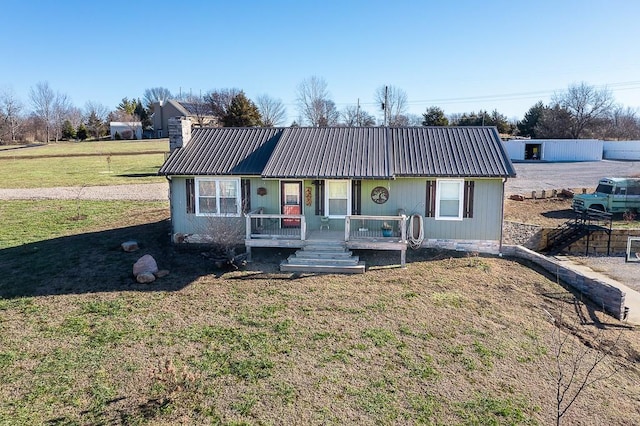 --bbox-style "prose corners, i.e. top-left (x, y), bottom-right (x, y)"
top-left (168, 117), bottom-right (192, 153)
